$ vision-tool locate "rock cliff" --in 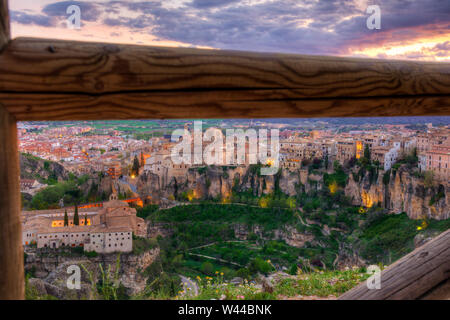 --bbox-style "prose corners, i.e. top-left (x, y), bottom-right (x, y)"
top-left (137, 164), bottom-right (448, 220)
top-left (25, 248), bottom-right (159, 298)
top-left (20, 153), bottom-right (69, 182)
top-left (345, 166), bottom-right (449, 220)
